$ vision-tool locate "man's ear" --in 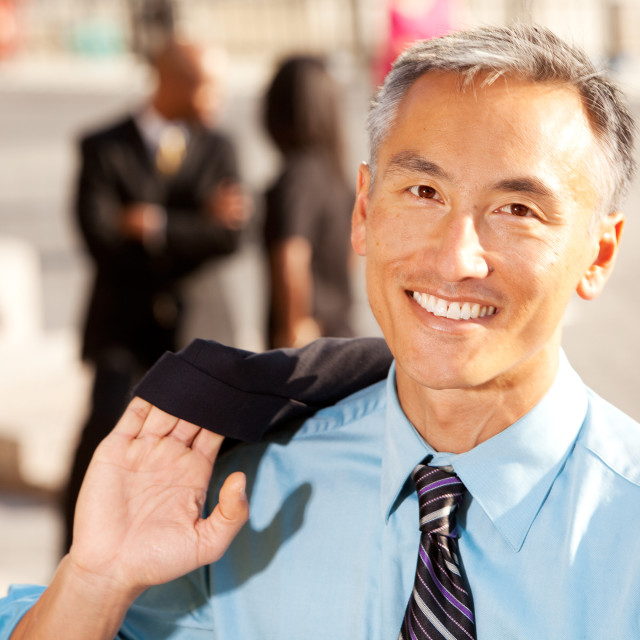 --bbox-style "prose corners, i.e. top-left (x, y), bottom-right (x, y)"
top-left (576, 211), bottom-right (624, 300)
top-left (351, 162), bottom-right (371, 257)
